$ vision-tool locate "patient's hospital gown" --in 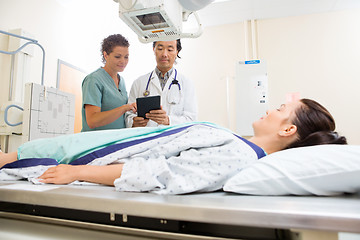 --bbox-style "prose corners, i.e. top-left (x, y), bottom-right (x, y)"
top-left (0, 122), bottom-right (265, 194)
